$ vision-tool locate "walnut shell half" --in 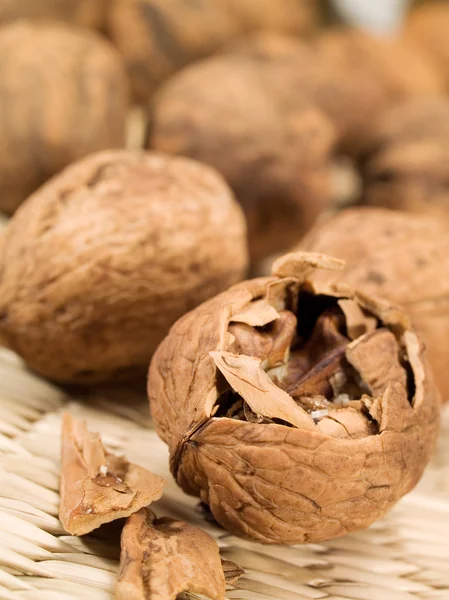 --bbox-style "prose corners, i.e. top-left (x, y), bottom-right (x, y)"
top-left (149, 252), bottom-right (440, 544)
top-left (0, 150), bottom-right (248, 383)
